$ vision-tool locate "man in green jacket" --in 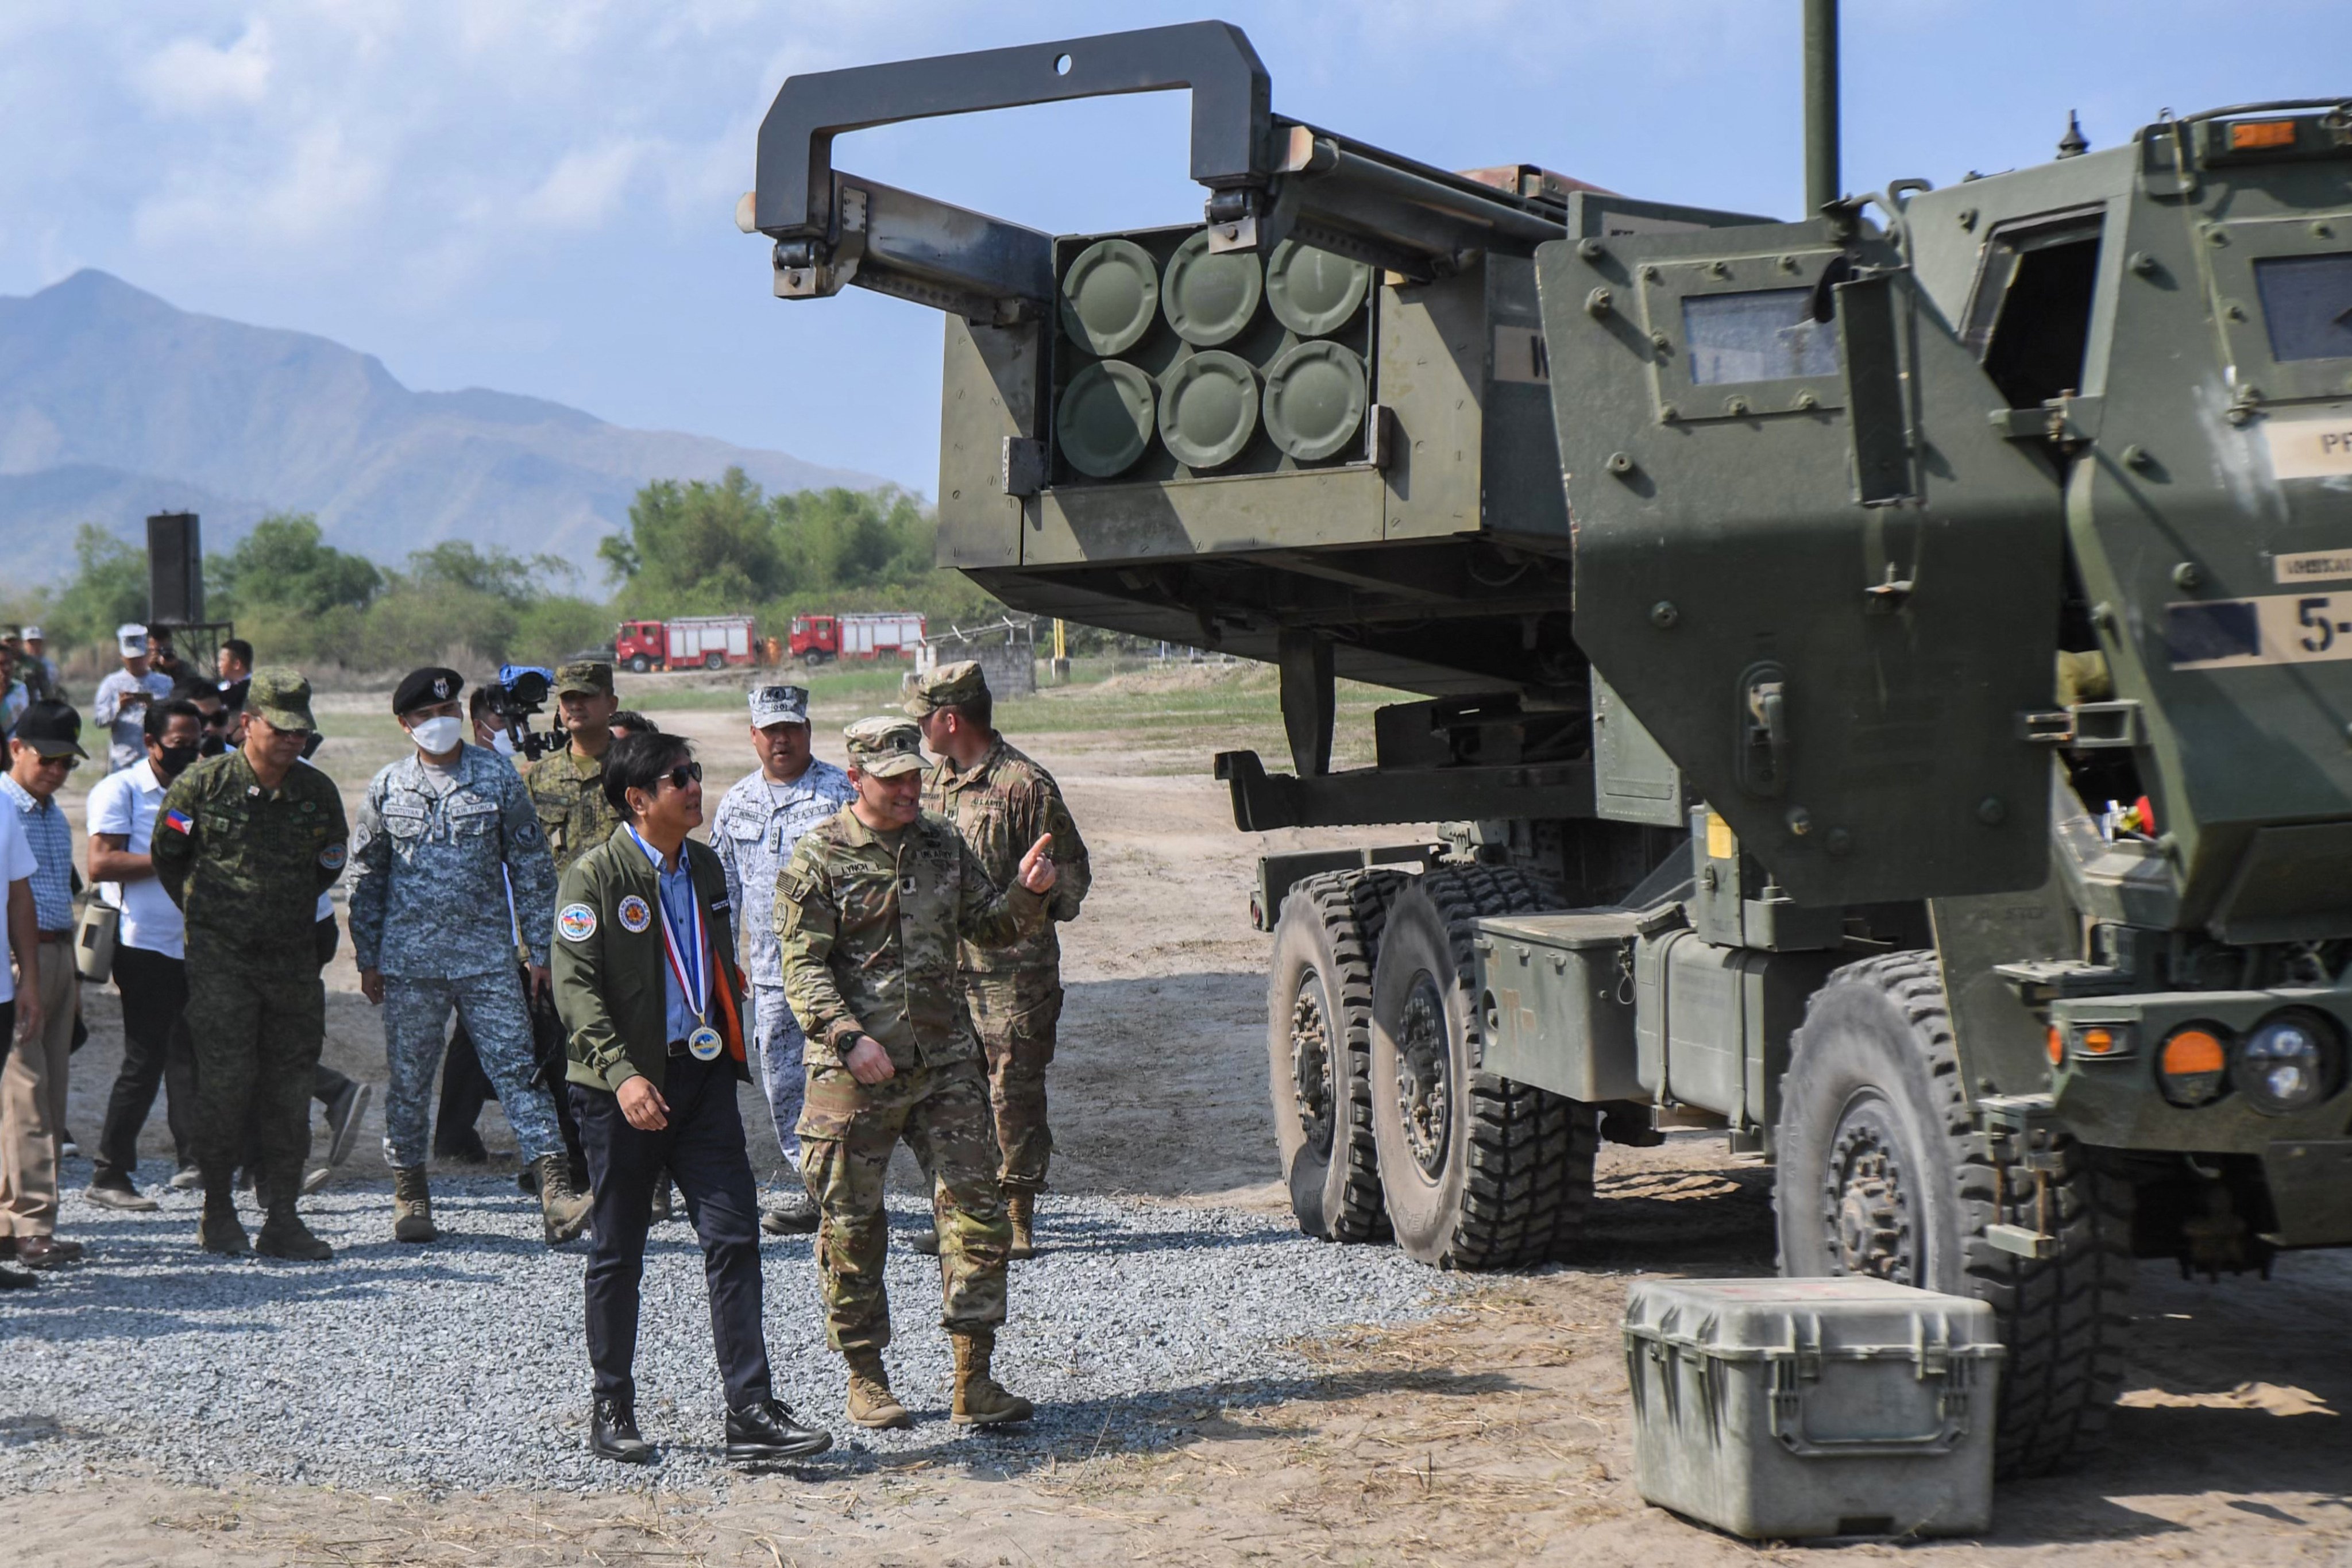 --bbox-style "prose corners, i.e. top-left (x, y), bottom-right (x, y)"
top-left (777, 716), bottom-right (1058, 1432)
top-left (551, 730), bottom-right (830, 1467)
